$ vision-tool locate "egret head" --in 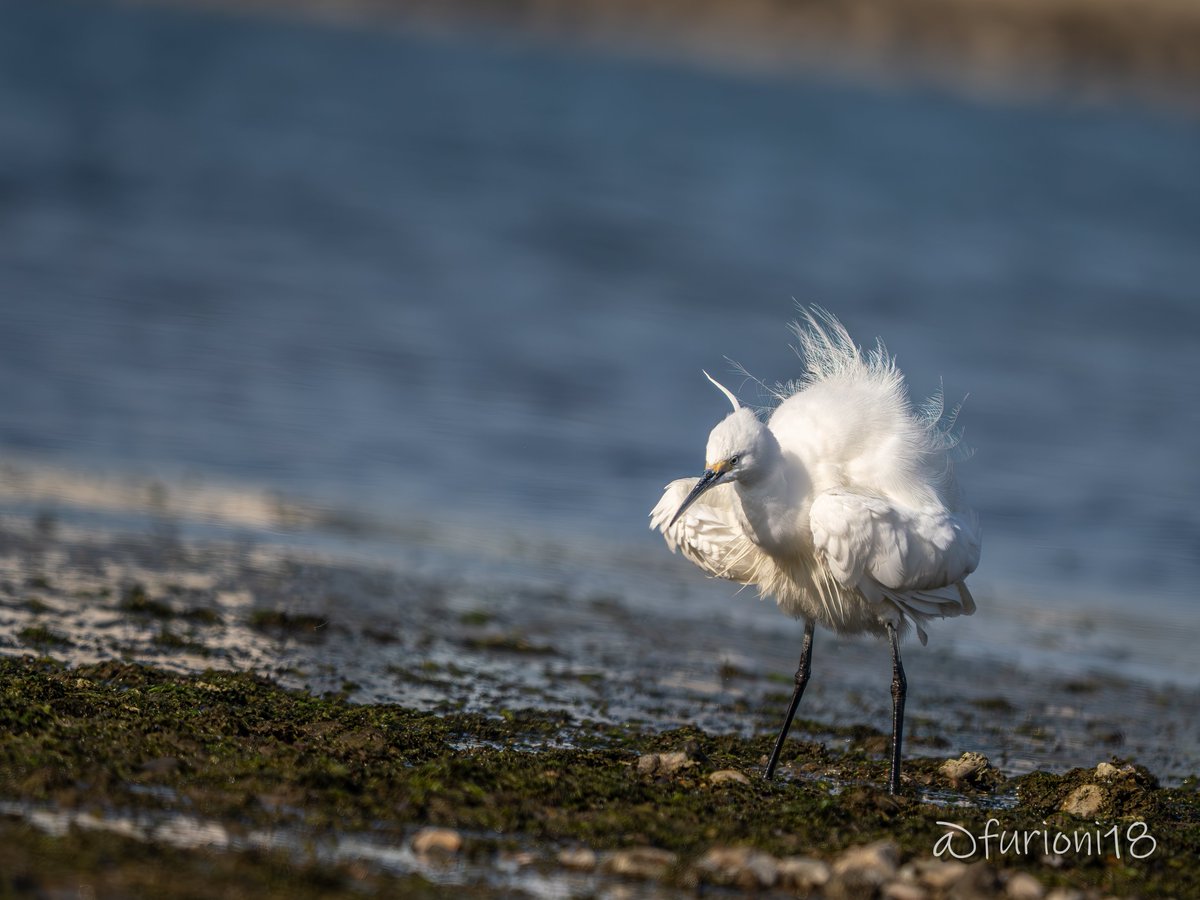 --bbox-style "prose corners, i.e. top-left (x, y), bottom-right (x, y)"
top-left (669, 373), bottom-right (777, 527)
